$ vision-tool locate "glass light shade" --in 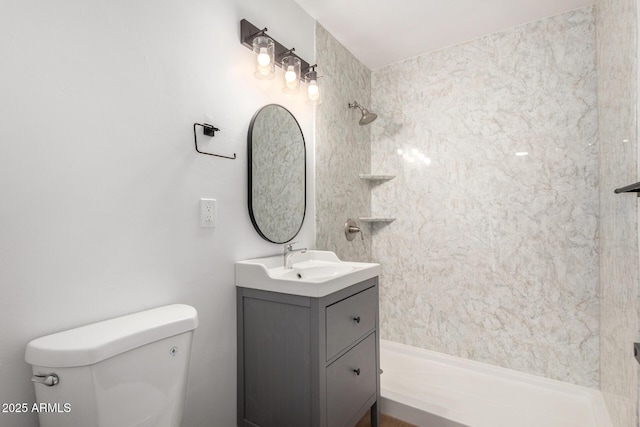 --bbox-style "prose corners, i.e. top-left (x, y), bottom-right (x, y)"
top-left (282, 56), bottom-right (301, 94)
top-left (305, 70), bottom-right (321, 105)
top-left (252, 36), bottom-right (275, 80)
